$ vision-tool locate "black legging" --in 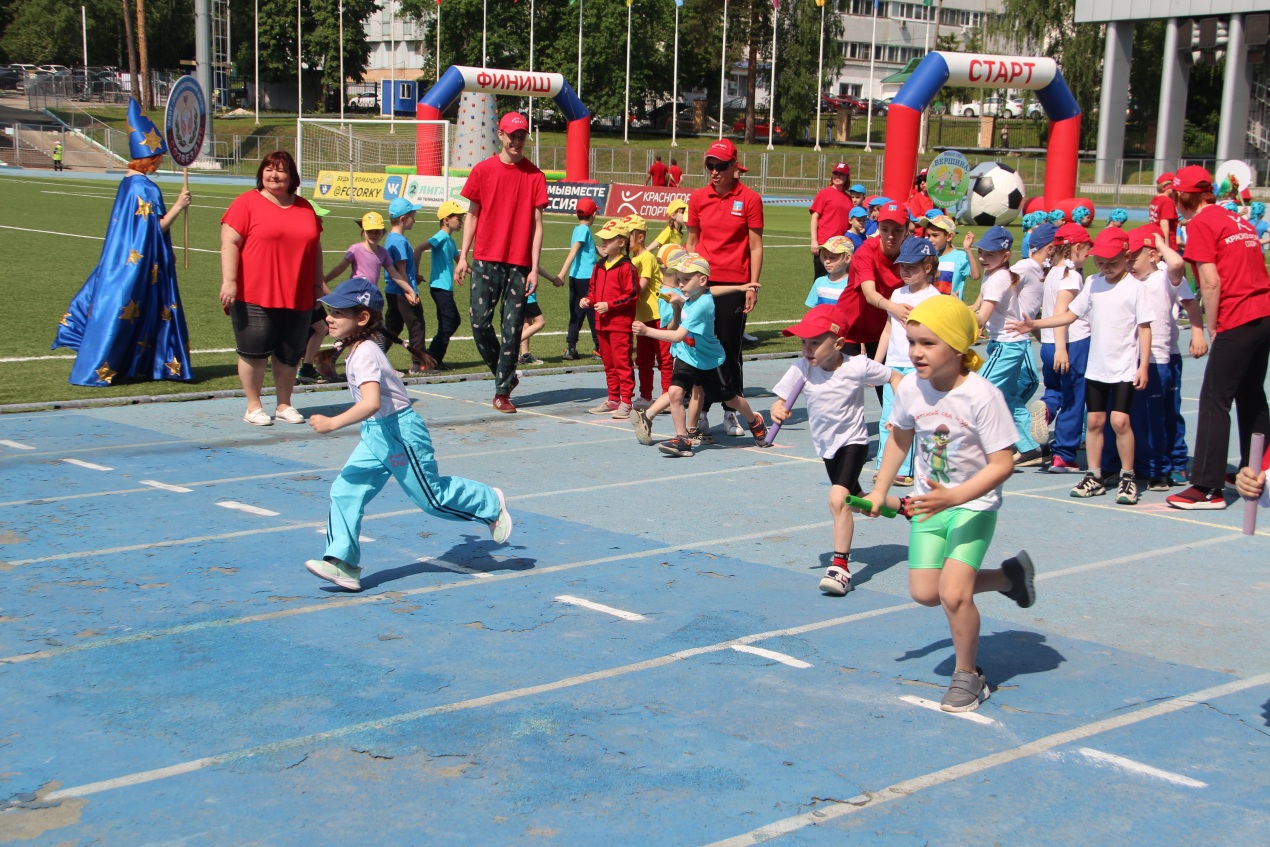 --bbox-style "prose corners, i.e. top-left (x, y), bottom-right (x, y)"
top-left (709, 287), bottom-right (748, 410)
top-left (427, 287), bottom-right (462, 365)
top-left (1191, 314), bottom-right (1270, 490)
